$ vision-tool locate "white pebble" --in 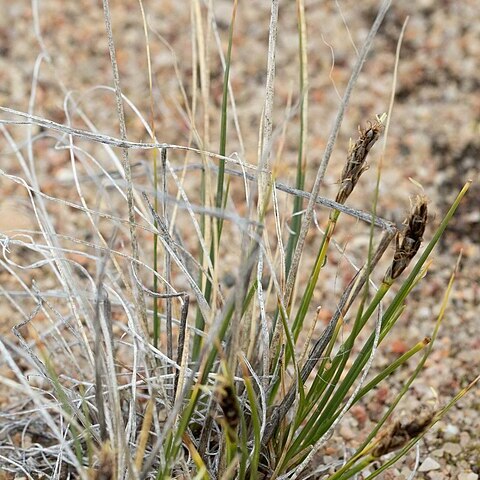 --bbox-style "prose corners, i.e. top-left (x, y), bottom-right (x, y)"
top-left (458, 473), bottom-right (478, 480)
top-left (444, 423), bottom-right (460, 440)
top-left (418, 457), bottom-right (441, 472)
